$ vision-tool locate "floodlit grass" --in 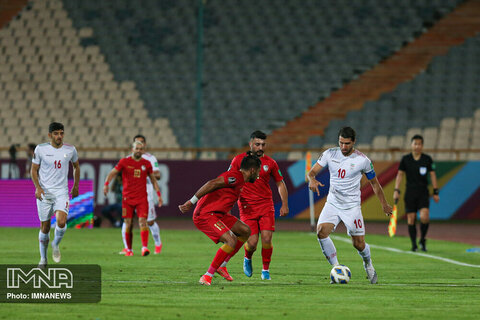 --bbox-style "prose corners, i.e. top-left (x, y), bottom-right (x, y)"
top-left (1, 227), bottom-right (479, 319)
